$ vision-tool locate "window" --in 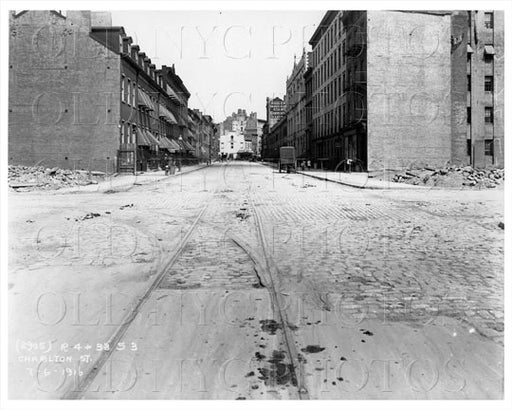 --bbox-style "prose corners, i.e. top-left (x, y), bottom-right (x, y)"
top-left (484, 76), bottom-right (494, 92)
top-left (127, 80), bottom-right (131, 105)
top-left (467, 75), bottom-right (471, 92)
top-left (485, 107), bottom-right (493, 123)
top-left (121, 76), bottom-right (126, 102)
top-left (467, 140), bottom-right (471, 156)
top-left (485, 139), bottom-right (494, 156)
top-left (467, 107), bottom-right (471, 124)
top-left (121, 121), bottom-right (125, 142)
top-left (484, 12), bottom-right (494, 29)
